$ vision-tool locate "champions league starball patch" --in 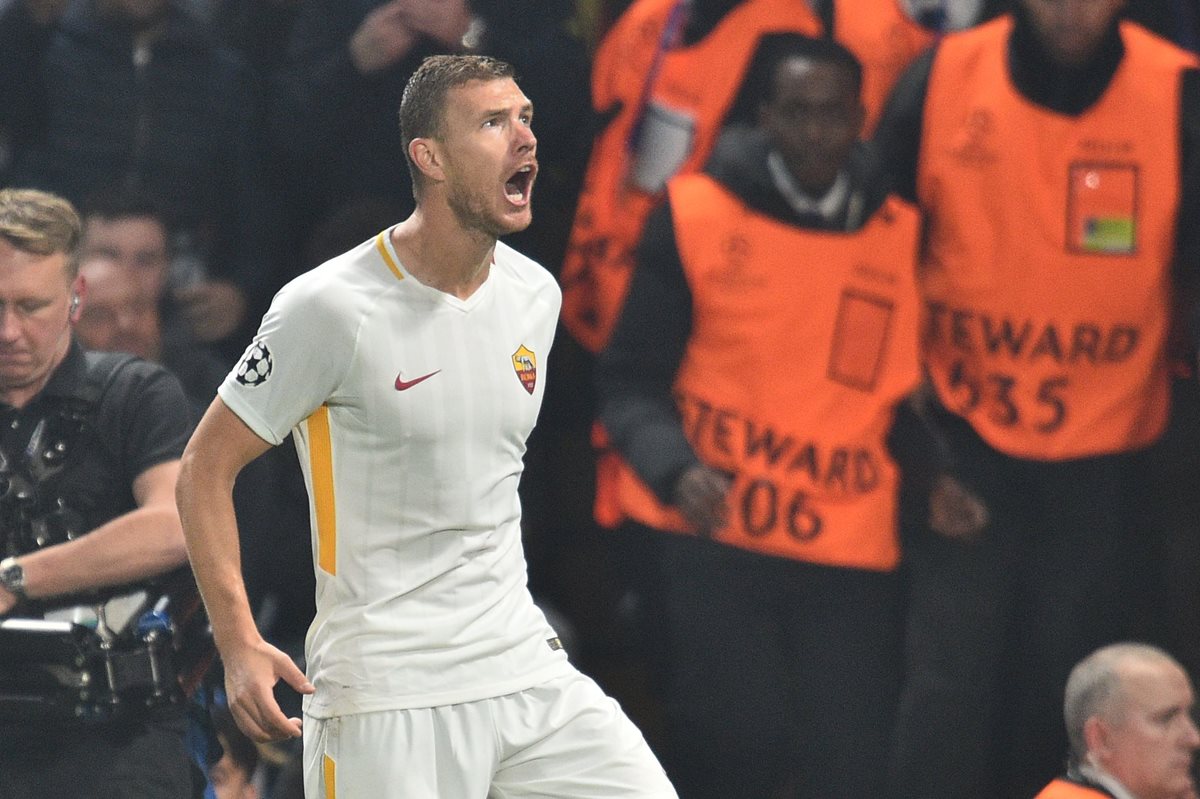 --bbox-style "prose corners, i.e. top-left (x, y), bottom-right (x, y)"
top-left (235, 341), bottom-right (273, 387)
